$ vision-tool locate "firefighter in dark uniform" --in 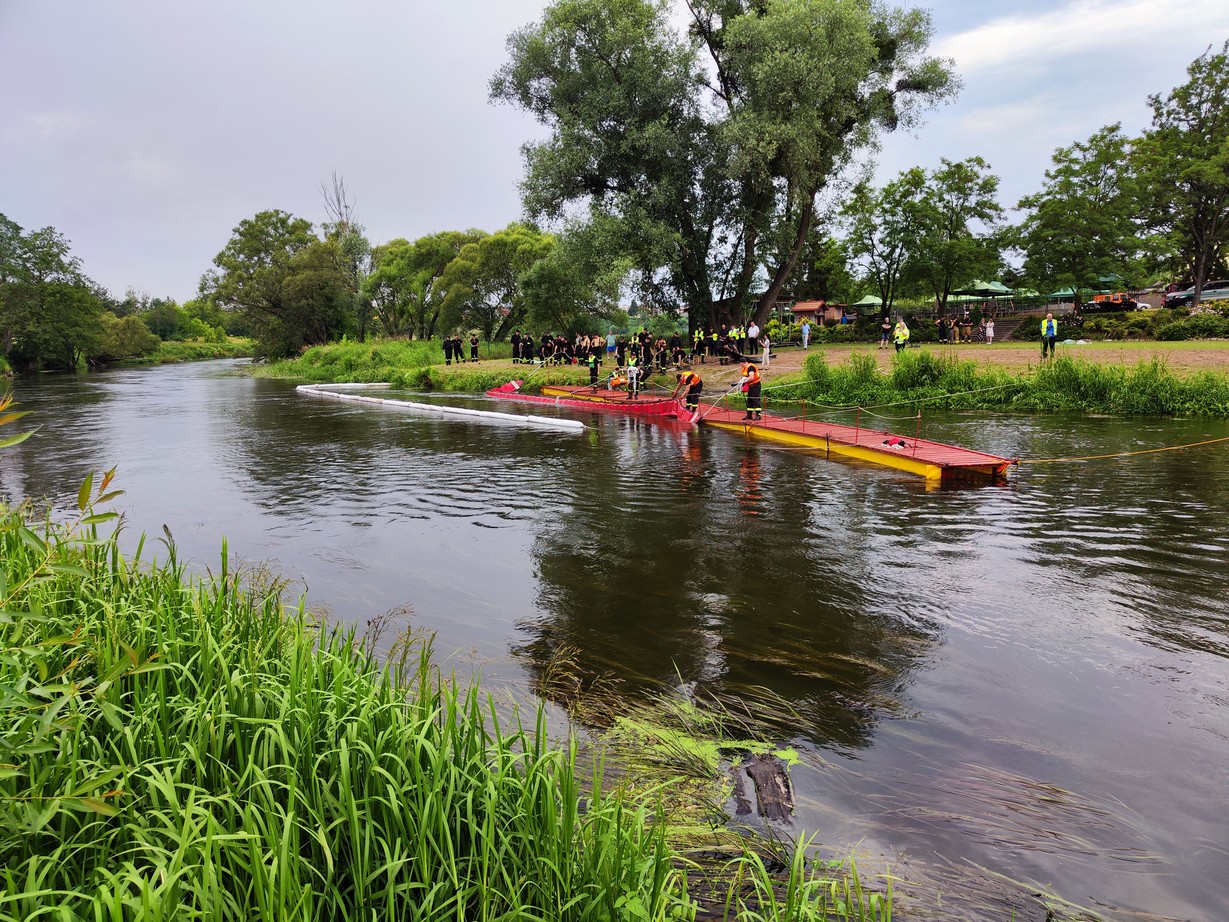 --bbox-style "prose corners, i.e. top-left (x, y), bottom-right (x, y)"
top-left (736, 361), bottom-right (762, 421)
top-left (587, 351), bottom-right (601, 389)
top-left (469, 334), bottom-right (480, 362)
top-left (510, 331), bottom-right (522, 364)
top-left (673, 370), bottom-right (703, 413)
